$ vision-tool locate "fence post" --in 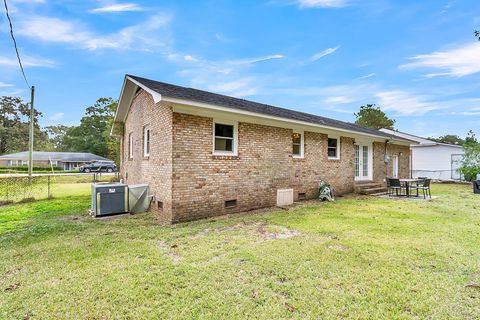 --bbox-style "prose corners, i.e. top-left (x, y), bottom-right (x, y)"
top-left (93, 173), bottom-right (96, 183)
top-left (47, 175), bottom-right (51, 199)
